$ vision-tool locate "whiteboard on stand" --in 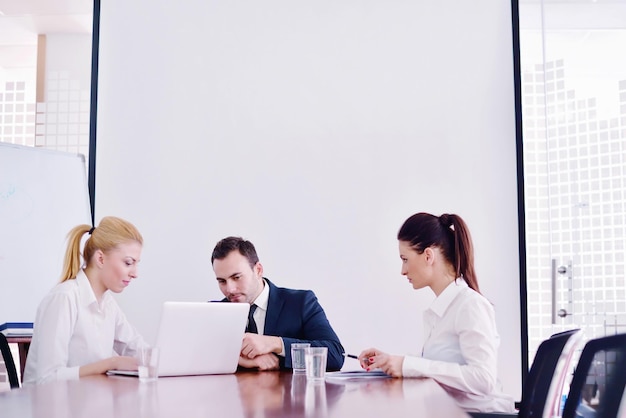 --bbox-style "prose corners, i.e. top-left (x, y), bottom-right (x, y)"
top-left (0, 143), bottom-right (91, 324)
